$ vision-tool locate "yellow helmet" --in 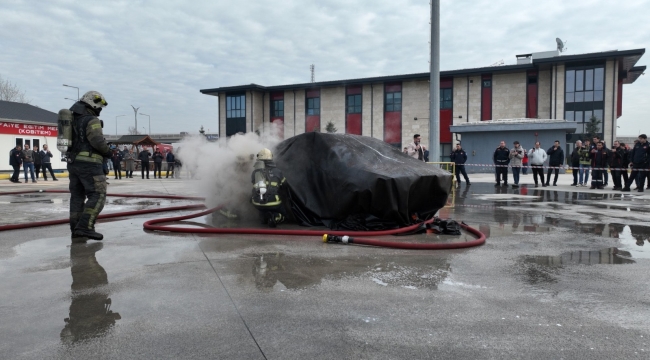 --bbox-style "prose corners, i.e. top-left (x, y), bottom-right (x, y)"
top-left (257, 148), bottom-right (273, 161)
